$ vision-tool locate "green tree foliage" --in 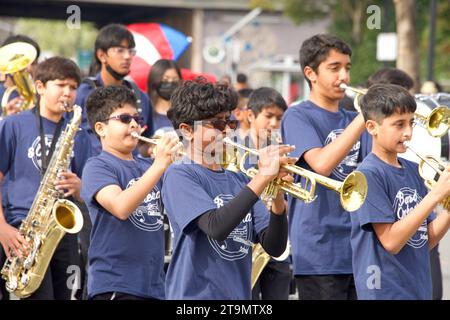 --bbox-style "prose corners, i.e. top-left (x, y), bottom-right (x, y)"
top-left (283, 0), bottom-right (449, 86)
top-left (419, 0), bottom-right (450, 83)
top-left (14, 18), bottom-right (97, 60)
